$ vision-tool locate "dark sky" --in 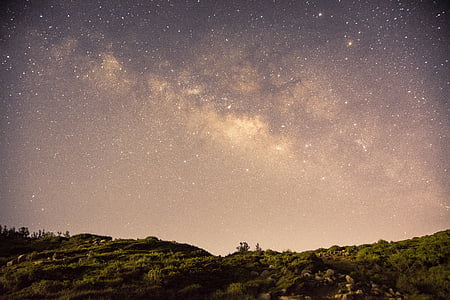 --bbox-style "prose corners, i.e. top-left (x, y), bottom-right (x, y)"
top-left (1, 0), bottom-right (449, 255)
